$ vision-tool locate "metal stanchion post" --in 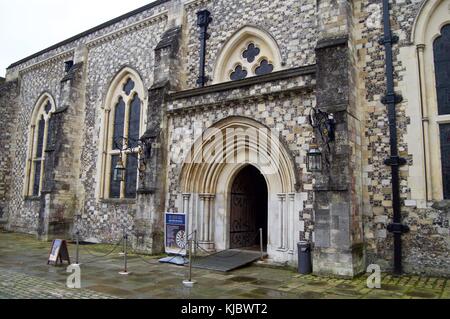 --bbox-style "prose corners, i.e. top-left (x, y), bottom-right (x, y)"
top-left (193, 230), bottom-right (197, 257)
top-left (183, 237), bottom-right (195, 288)
top-left (189, 240), bottom-right (193, 282)
top-left (259, 228), bottom-right (264, 262)
top-left (119, 228), bottom-right (125, 256)
top-left (119, 233), bottom-right (130, 275)
top-left (74, 231), bottom-right (80, 266)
